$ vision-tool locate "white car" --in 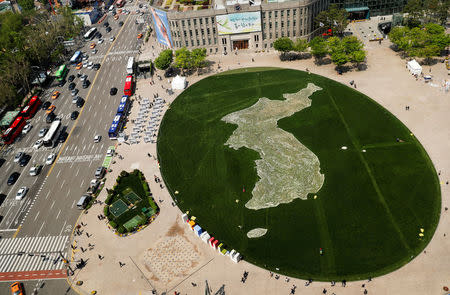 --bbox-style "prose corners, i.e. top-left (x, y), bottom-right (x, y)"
top-left (87, 62), bottom-right (94, 69)
top-left (97, 39), bottom-right (104, 44)
top-left (45, 153), bottom-right (56, 165)
top-left (29, 165), bottom-right (42, 176)
top-left (94, 135), bottom-right (101, 143)
top-left (38, 128), bottom-right (48, 138)
top-left (16, 186), bottom-right (28, 200)
top-left (72, 96), bottom-right (78, 104)
top-left (80, 74), bottom-right (88, 82)
top-left (109, 36), bottom-right (115, 42)
top-left (106, 148), bottom-right (114, 157)
top-left (14, 152), bottom-right (24, 163)
top-left (22, 124), bottom-right (32, 134)
top-left (83, 61), bottom-right (88, 68)
top-left (33, 139), bottom-right (43, 149)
